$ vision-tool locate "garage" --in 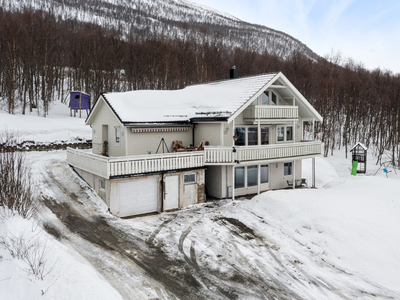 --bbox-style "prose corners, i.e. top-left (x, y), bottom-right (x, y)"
top-left (119, 176), bottom-right (159, 217)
